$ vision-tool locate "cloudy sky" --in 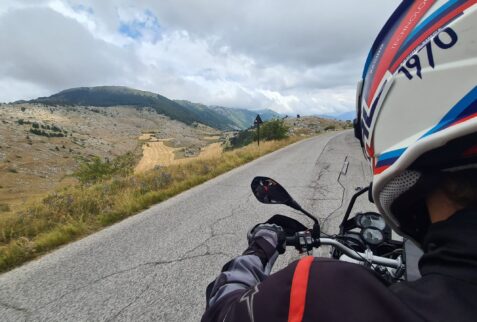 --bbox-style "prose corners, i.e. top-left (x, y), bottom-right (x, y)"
top-left (0, 0), bottom-right (400, 115)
